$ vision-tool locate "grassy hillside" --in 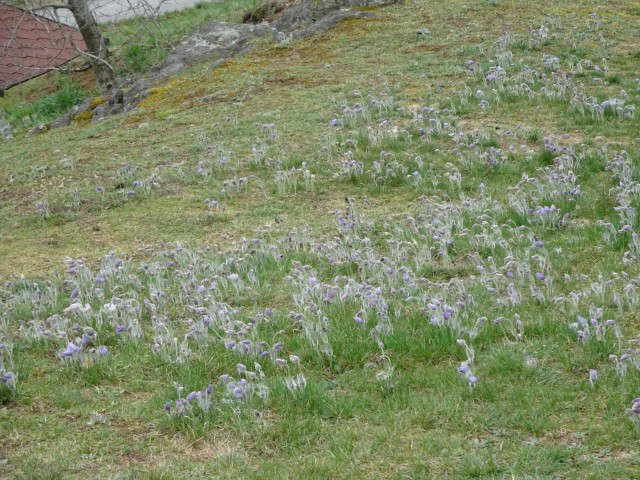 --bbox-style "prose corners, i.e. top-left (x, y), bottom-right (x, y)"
top-left (0, 0), bottom-right (258, 130)
top-left (1, 0), bottom-right (639, 478)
